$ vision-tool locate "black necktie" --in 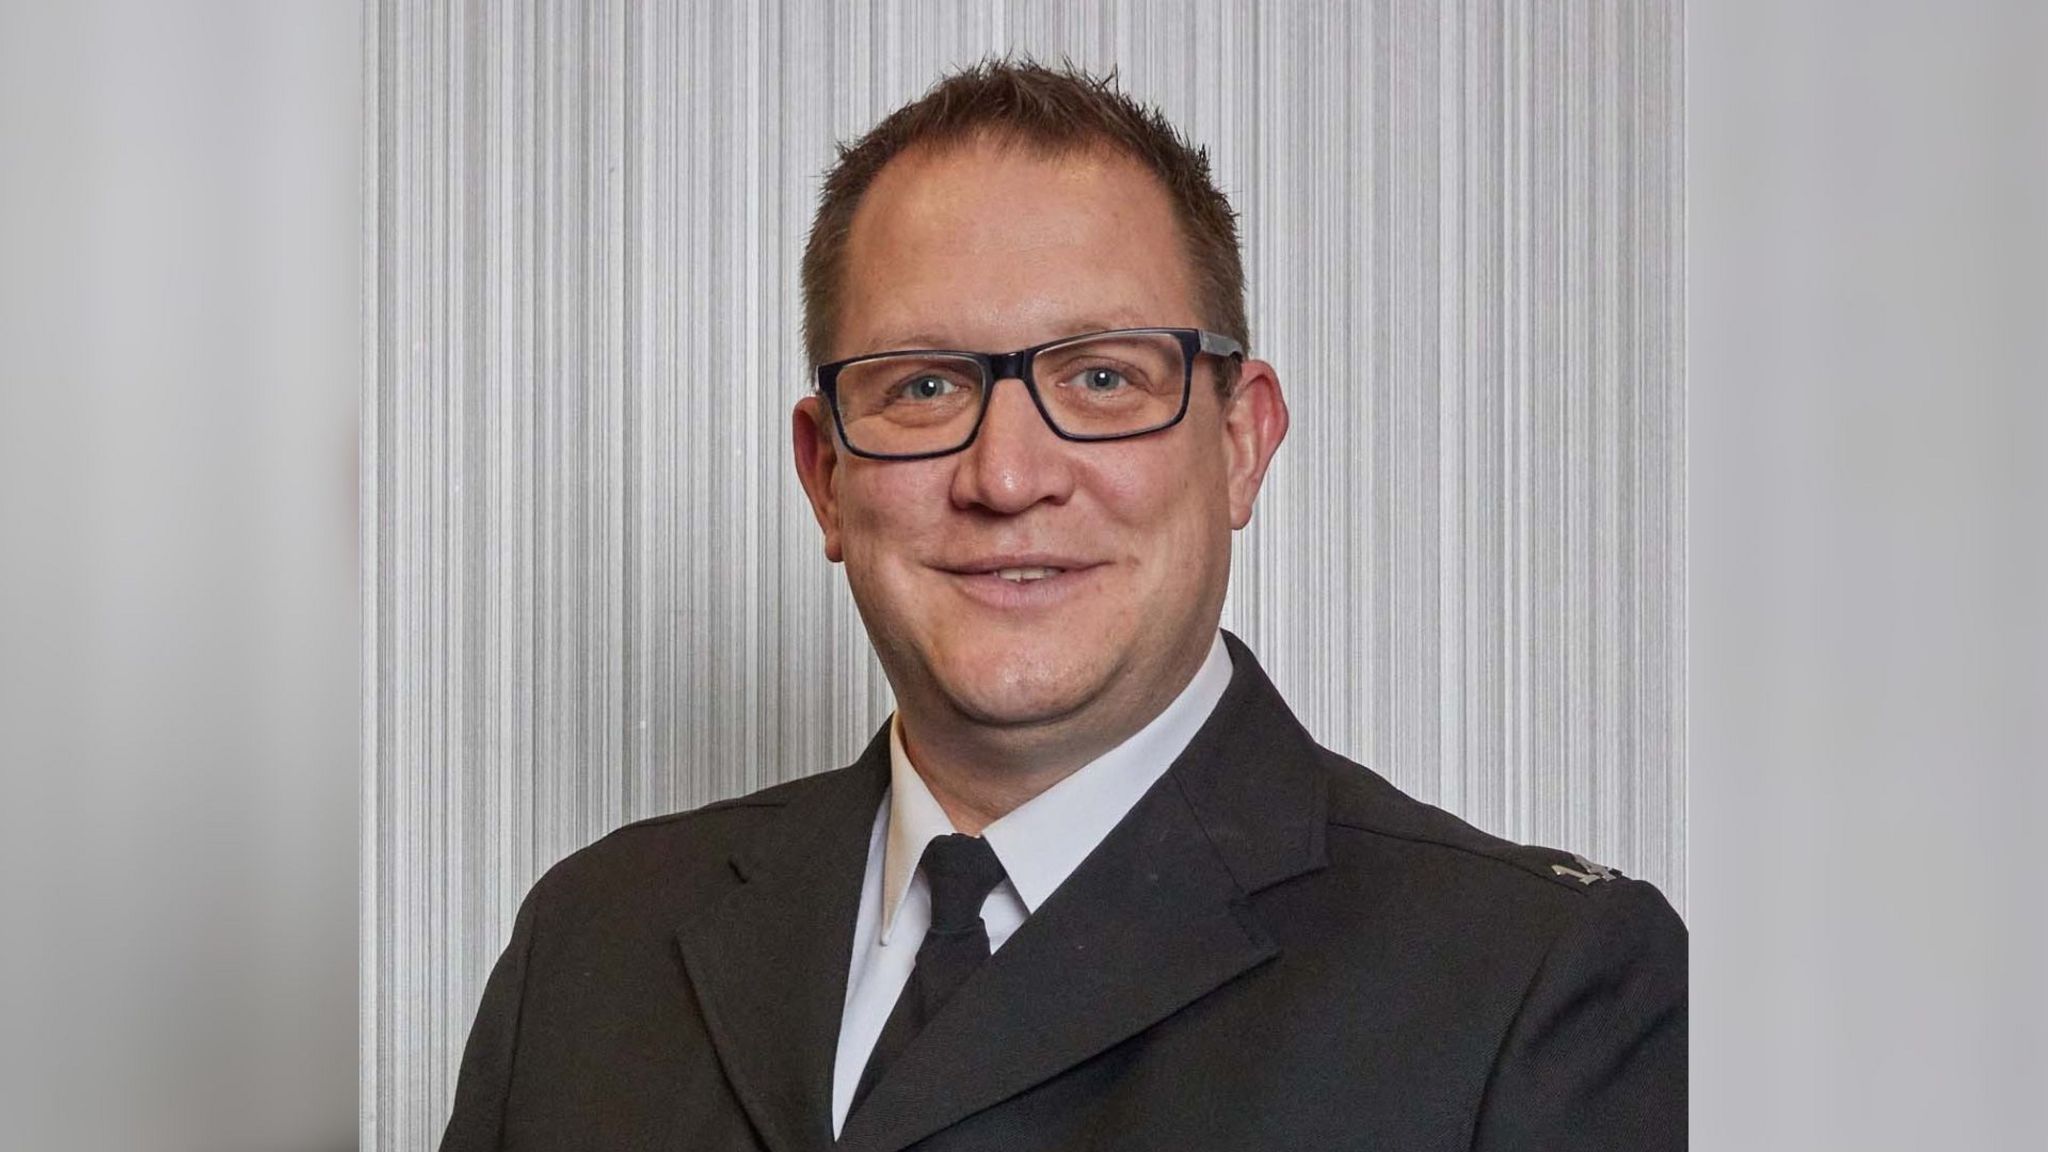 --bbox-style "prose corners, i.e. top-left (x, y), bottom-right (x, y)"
top-left (850, 833), bottom-right (1009, 1115)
